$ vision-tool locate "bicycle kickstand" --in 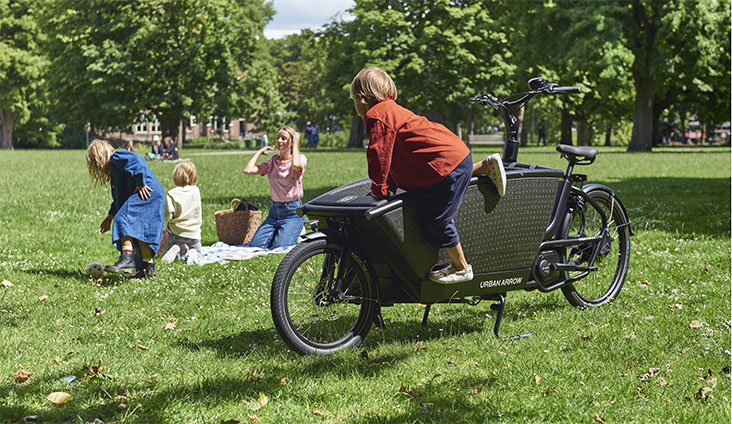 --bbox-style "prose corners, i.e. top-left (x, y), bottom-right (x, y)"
top-left (489, 293), bottom-right (506, 338)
